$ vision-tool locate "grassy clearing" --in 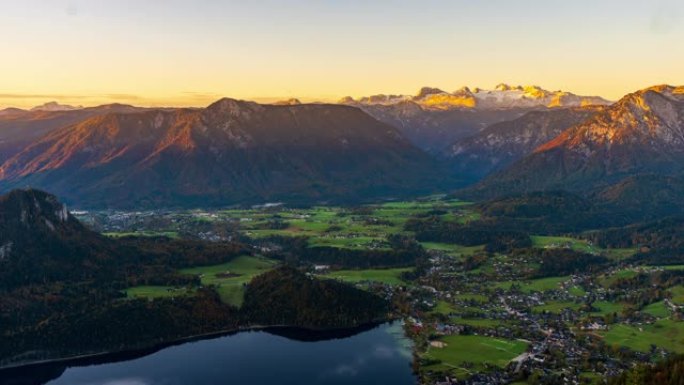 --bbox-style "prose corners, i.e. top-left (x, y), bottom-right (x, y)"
top-left (420, 242), bottom-right (484, 257)
top-left (531, 236), bottom-right (634, 260)
top-left (600, 269), bottom-right (639, 287)
top-left (601, 319), bottom-right (684, 353)
top-left (180, 255), bottom-right (277, 307)
top-left (125, 285), bottom-right (190, 299)
top-left (533, 301), bottom-right (581, 314)
top-left (430, 300), bottom-right (458, 315)
top-left (422, 335), bottom-right (528, 377)
top-left (642, 301), bottom-right (669, 318)
top-left (307, 236), bottom-right (387, 250)
top-left (322, 267), bottom-right (412, 286)
top-left (496, 276), bottom-right (569, 293)
top-left (591, 300), bottom-right (626, 316)
top-left (531, 236), bottom-right (595, 253)
top-left (669, 286), bottom-right (684, 305)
